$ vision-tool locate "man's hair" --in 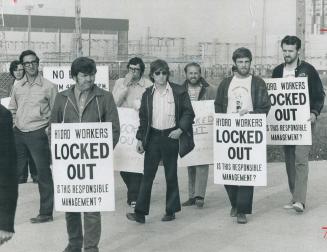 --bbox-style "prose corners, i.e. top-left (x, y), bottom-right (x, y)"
top-left (127, 57), bottom-right (145, 76)
top-left (71, 57), bottom-right (97, 78)
top-left (9, 60), bottom-right (24, 78)
top-left (149, 59), bottom-right (170, 83)
top-left (232, 47), bottom-right (252, 63)
top-left (19, 50), bottom-right (39, 64)
top-left (281, 35), bottom-right (301, 50)
top-left (184, 62), bottom-right (201, 74)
